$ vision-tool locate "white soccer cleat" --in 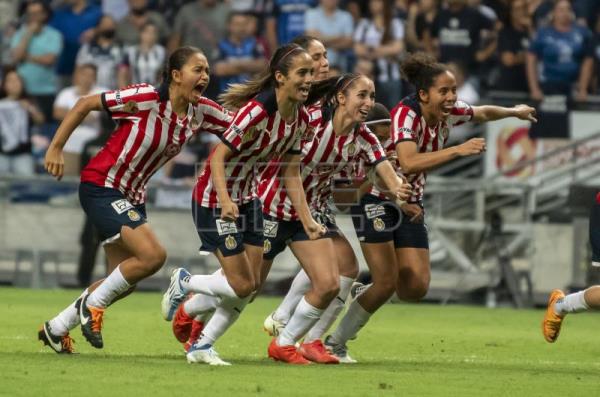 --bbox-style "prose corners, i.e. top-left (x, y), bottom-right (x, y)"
top-left (324, 335), bottom-right (357, 364)
top-left (161, 268), bottom-right (191, 321)
top-left (186, 343), bottom-right (231, 366)
top-left (263, 312), bottom-right (285, 337)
